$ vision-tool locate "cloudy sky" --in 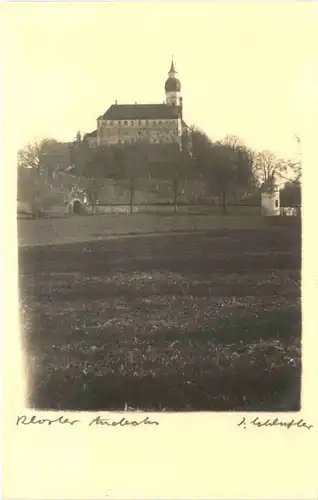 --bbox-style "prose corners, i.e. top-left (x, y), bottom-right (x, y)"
top-left (2, 2), bottom-right (317, 160)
